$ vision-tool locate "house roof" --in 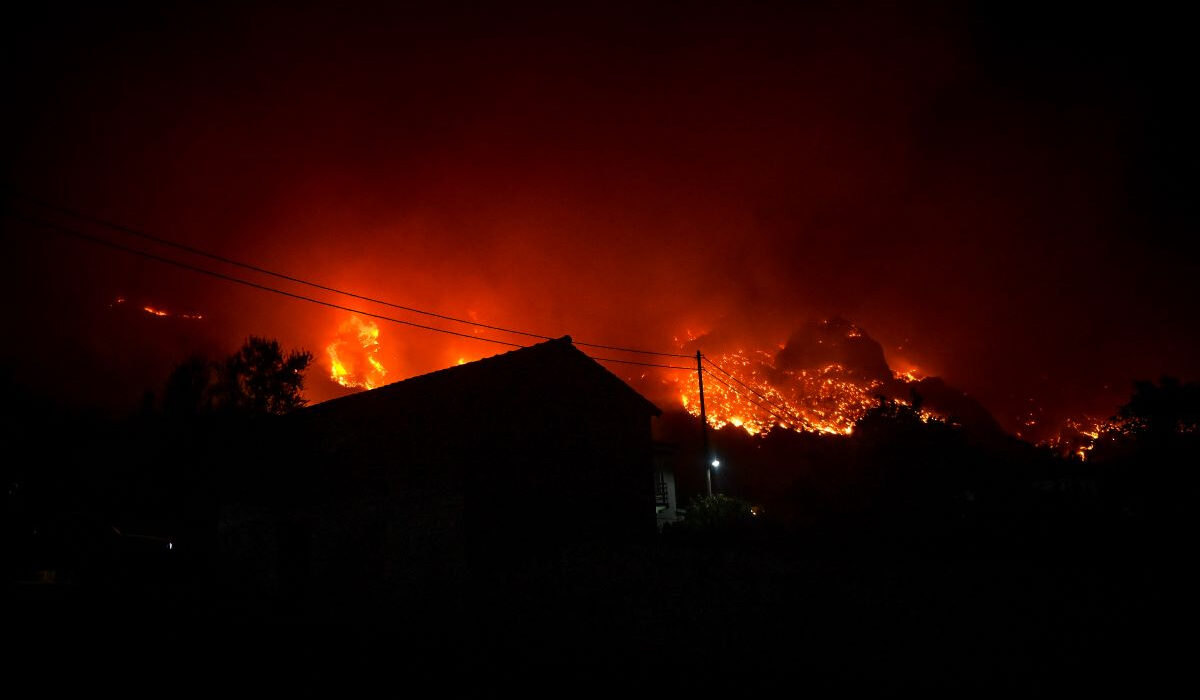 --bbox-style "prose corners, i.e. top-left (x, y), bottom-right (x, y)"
top-left (303, 335), bottom-right (662, 418)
